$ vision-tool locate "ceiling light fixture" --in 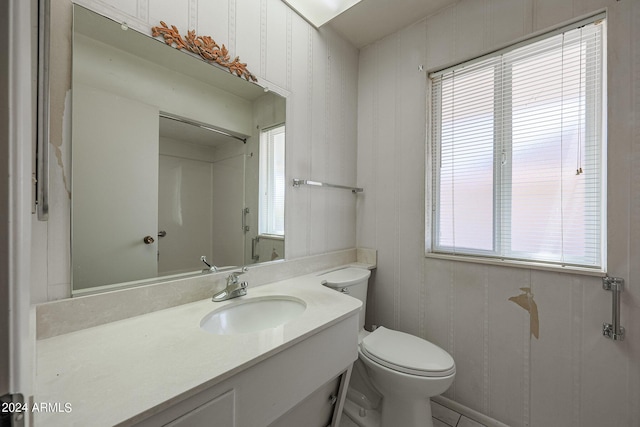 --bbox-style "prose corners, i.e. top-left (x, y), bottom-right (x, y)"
top-left (281, 0), bottom-right (362, 28)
